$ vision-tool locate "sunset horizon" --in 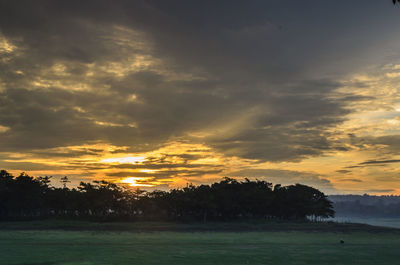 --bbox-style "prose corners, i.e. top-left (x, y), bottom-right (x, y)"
top-left (2, 1), bottom-right (400, 195)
